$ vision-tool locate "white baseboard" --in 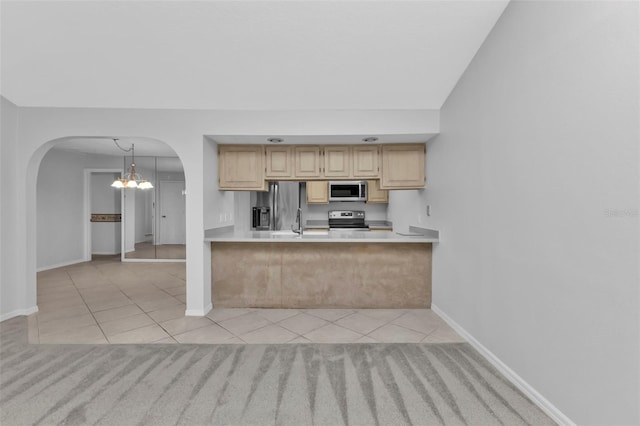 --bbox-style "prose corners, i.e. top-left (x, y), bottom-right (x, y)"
top-left (37, 258), bottom-right (87, 272)
top-left (185, 302), bottom-right (212, 317)
top-left (91, 251), bottom-right (120, 255)
top-left (0, 306), bottom-right (39, 322)
top-left (431, 304), bottom-right (575, 426)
